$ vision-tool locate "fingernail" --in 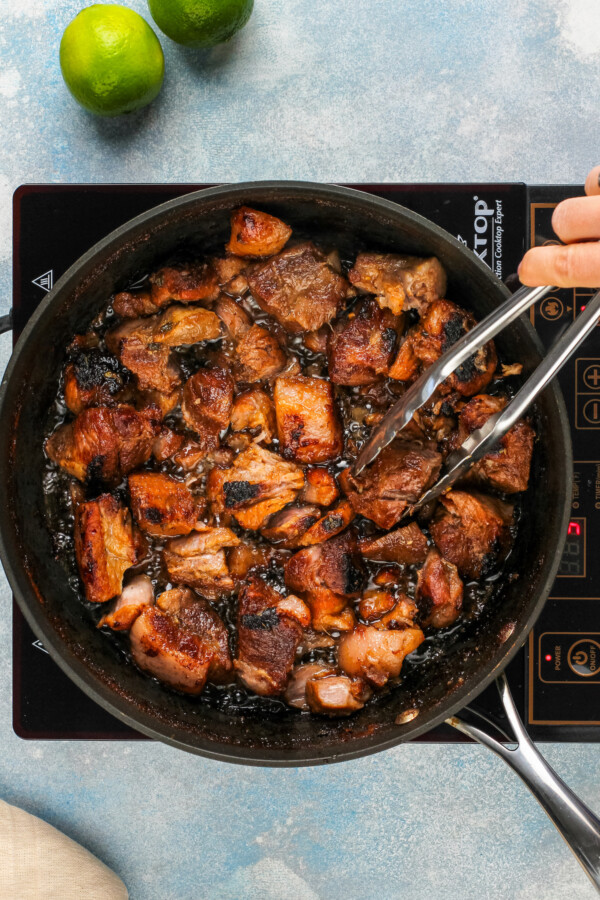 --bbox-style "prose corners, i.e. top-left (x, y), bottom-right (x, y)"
top-left (517, 261), bottom-right (522, 276)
